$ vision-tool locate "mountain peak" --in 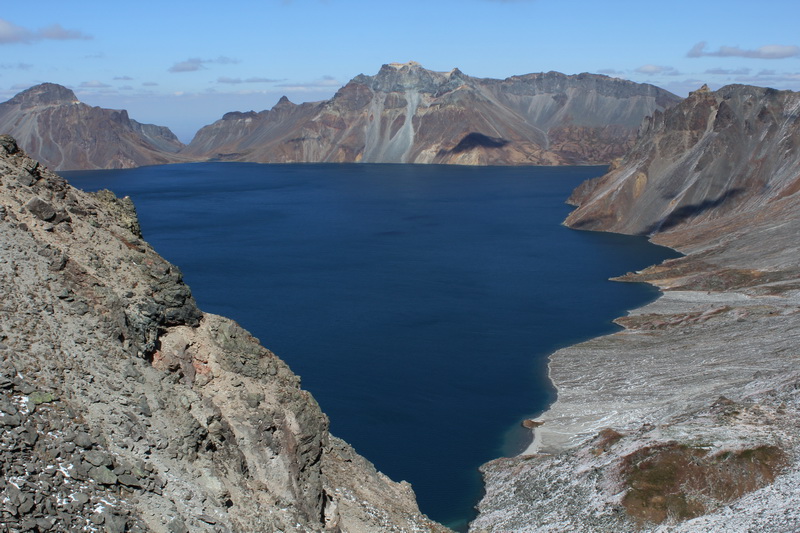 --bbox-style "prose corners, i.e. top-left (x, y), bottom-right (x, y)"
top-left (0, 83), bottom-right (185, 170)
top-left (275, 95), bottom-right (295, 108)
top-left (366, 61), bottom-right (458, 93)
top-left (5, 83), bottom-right (80, 108)
top-left (386, 61), bottom-right (423, 69)
top-left (690, 83), bottom-right (711, 96)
